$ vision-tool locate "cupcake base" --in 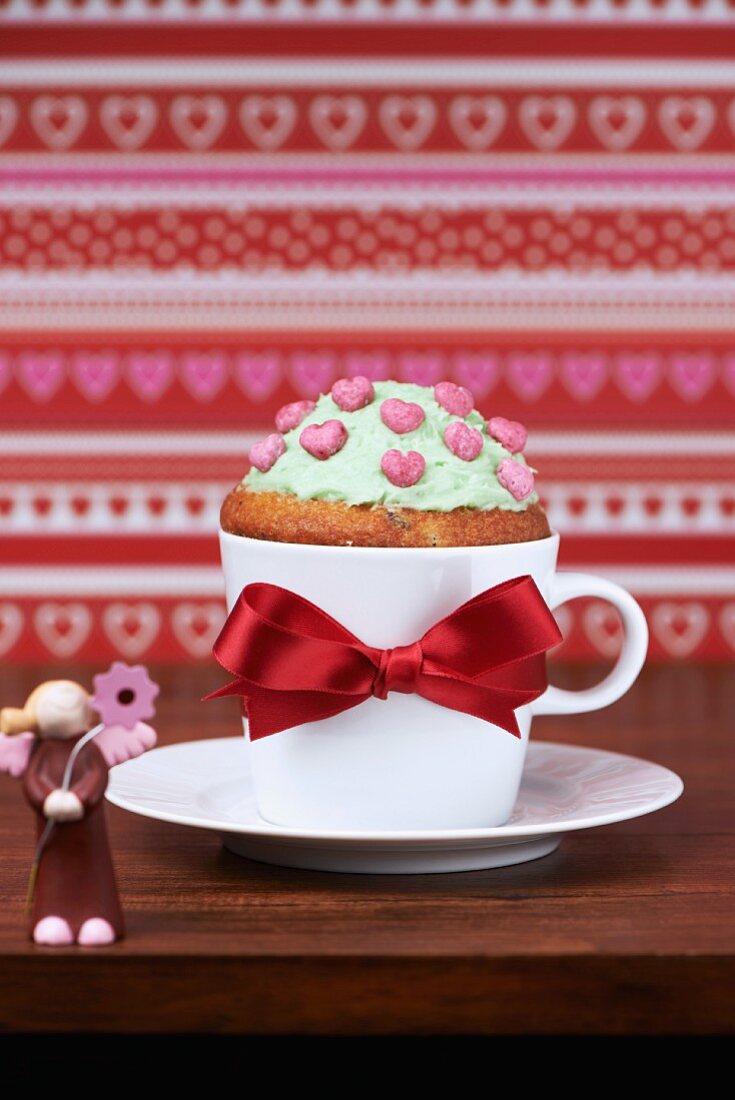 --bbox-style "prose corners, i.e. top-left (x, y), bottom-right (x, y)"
top-left (221, 487), bottom-right (551, 548)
